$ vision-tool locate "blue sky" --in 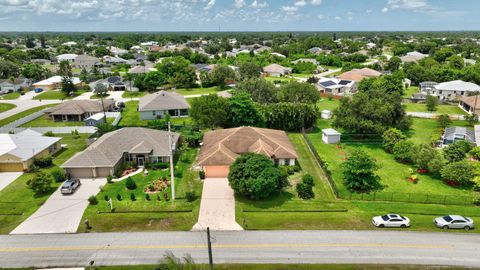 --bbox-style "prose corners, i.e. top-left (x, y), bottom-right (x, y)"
top-left (0, 0), bottom-right (477, 31)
